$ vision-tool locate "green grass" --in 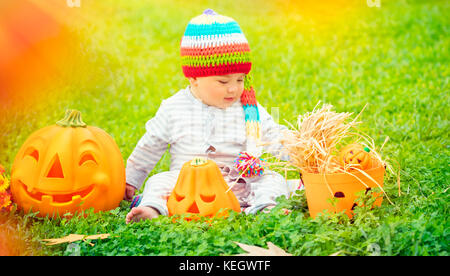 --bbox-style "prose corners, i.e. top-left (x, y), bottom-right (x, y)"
top-left (0, 0), bottom-right (449, 256)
